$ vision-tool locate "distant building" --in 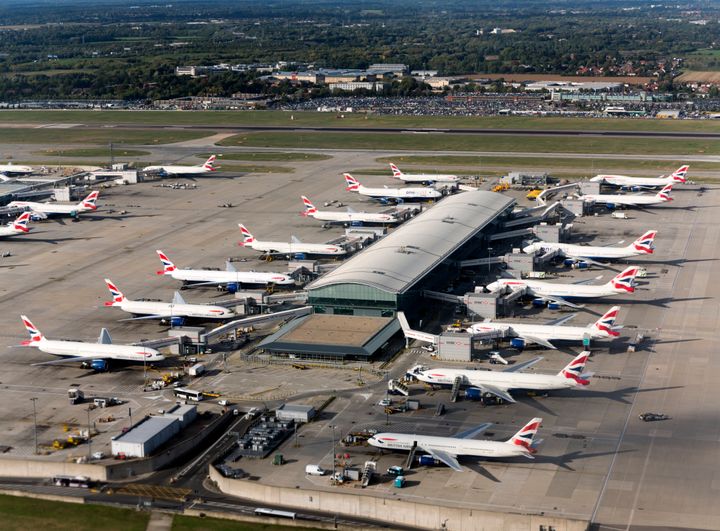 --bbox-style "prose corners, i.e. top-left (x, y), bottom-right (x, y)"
top-left (175, 66), bottom-right (198, 76)
top-left (276, 404), bottom-right (316, 423)
top-left (330, 81), bottom-right (385, 92)
top-left (411, 70), bottom-right (439, 78)
top-left (368, 63), bottom-right (408, 76)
